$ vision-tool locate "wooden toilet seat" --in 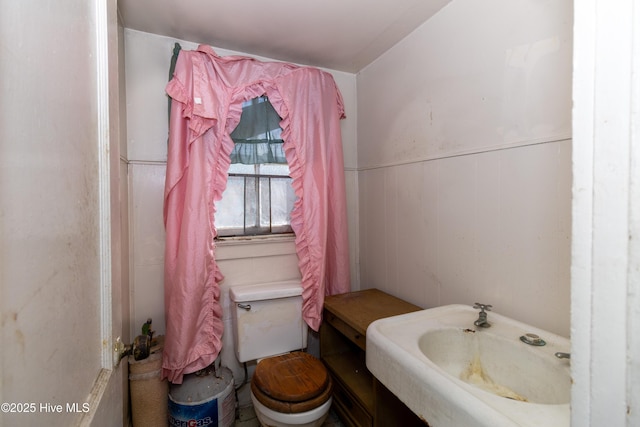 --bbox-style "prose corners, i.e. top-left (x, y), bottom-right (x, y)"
top-left (251, 351), bottom-right (332, 414)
